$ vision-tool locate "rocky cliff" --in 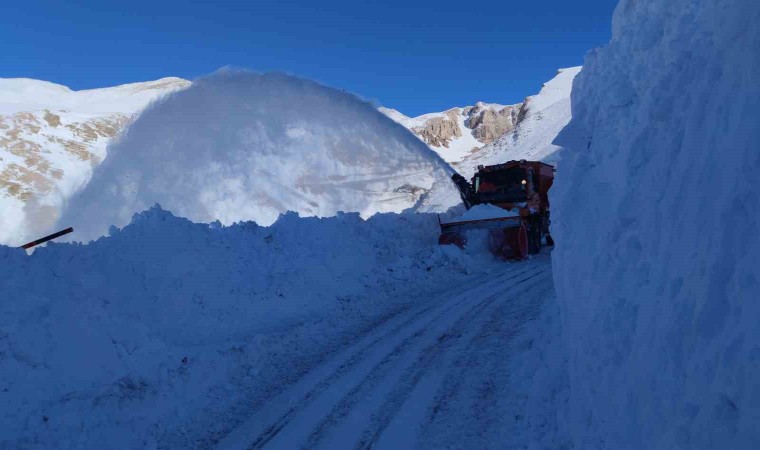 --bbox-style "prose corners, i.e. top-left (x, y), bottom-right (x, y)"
top-left (379, 102), bottom-right (522, 164)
